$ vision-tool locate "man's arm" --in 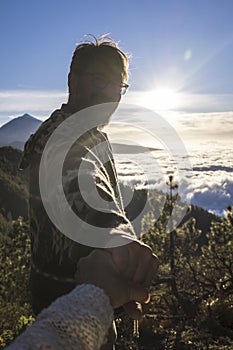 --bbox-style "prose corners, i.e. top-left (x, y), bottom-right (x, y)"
top-left (6, 250), bottom-right (150, 350)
